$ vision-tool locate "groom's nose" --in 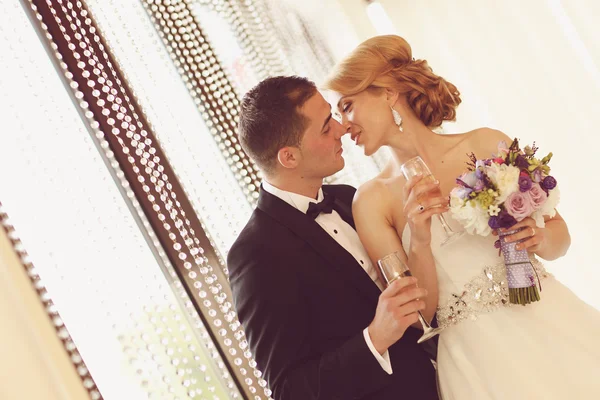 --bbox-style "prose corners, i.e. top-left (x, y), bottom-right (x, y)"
top-left (333, 119), bottom-right (348, 140)
top-left (336, 117), bottom-right (350, 133)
